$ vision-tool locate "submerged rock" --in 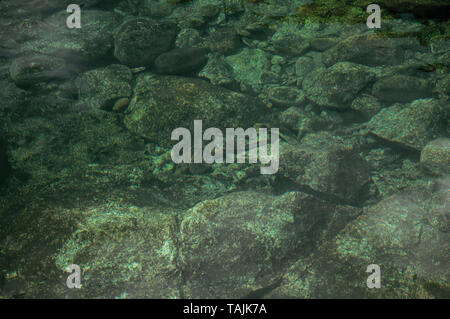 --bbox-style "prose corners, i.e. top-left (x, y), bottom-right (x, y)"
top-left (322, 34), bottom-right (405, 67)
top-left (198, 53), bottom-right (235, 87)
top-left (368, 99), bottom-right (445, 150)
top-left (420, 138), bottom-right (450, 176)
top-left (114, 18), bottom-right (177, 67)
top-left (53, 203), bottom-right (182, 298)
top-left (21, 10), bottom-right (120, 63)
top-left (206, 27), bottom-right (240, 54)
top-left (277, 135), bottom-right (370, 203)
top-left (124, 74), bottom-right (266, 147)
top-left (179, 191), bottom-right (360, 298)
top-left (269, 180), bottom-right (450, 298)
top-left (302, 62), bottom-right (376, 108)
top-left (372, 75), bottom-right (433, 103)
top-left (9, 54), bottom-right (72, 87)
top-left (74, 64), bottom-right (133, 109)
top-left (154, 47), bottom-right (209, 75)
top-left (350, 94), bottom-right (383, 119)
top-left (225, 48), bottom-right (271, 88)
